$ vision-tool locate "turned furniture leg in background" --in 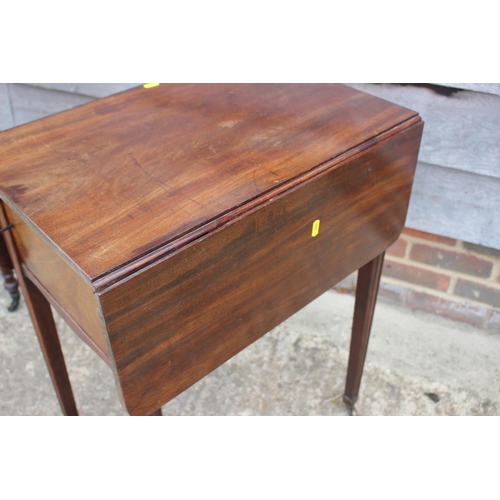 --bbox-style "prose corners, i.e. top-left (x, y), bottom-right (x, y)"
top-left (0, 233), bottom-right (20, 312)
top-left (343, 251), bottom-right (385, 415)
